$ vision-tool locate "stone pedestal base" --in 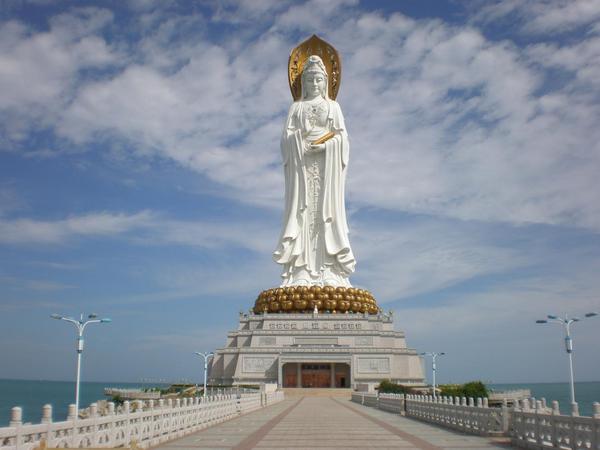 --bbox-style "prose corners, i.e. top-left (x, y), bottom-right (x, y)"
top-left (208, 312), bottom-right (425, 389)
